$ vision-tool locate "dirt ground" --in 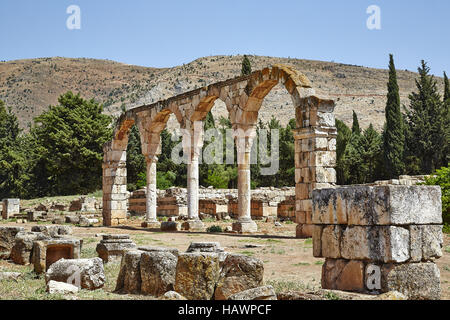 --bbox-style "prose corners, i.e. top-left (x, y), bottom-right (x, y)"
top-left (1, 218), bottom-right (449, 300)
